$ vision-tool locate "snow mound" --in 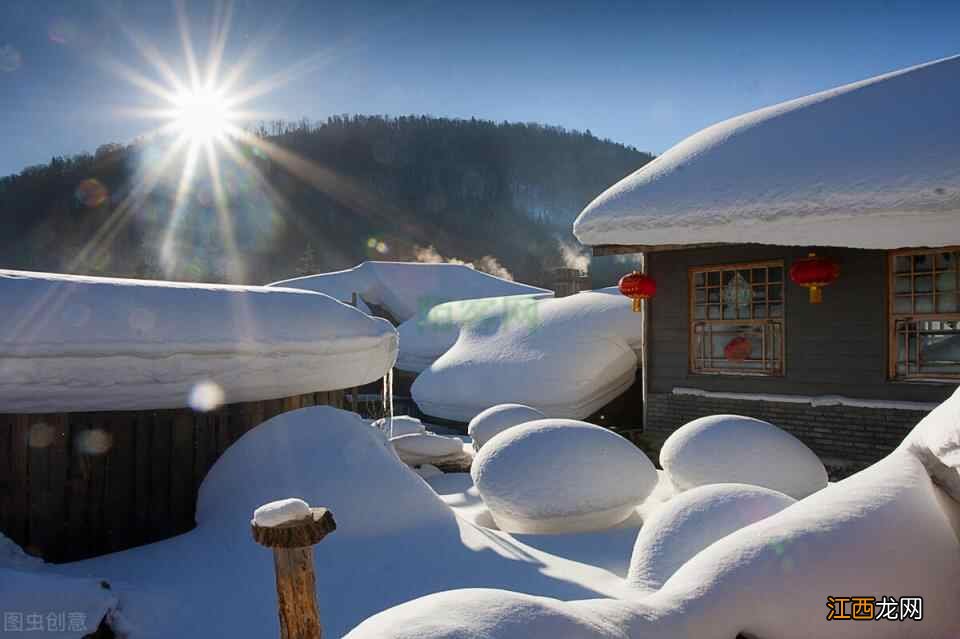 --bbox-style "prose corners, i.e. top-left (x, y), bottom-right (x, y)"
top-left (661, 414), bottom-right (828, 499)
top-left (574, 55), bottom-right (960, 249)
top-left (252, 498), bottom-right (312, 527)
top-left (391, 432), bottom-right (465, 466)
top-left (396, 294), bottom-right (549, 372)
top-left (345, 588), bottom-right (637, 639)
top-left (412, 288), bottom-right (642, 421)
top-left (627, 483), bottom-right (795, 593)
top-left (345, 389), bottom-right (960, 638)
top-left (0, 270), bottom-right (398, 412)
top-left (472, 419), bottom-right (657, 533)
top-left (271, 261), bottom-right (550, 324)
top-left (373, 415), bottom-right (427, 437)
top-left (468, 404), bottom-right (546, 451)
